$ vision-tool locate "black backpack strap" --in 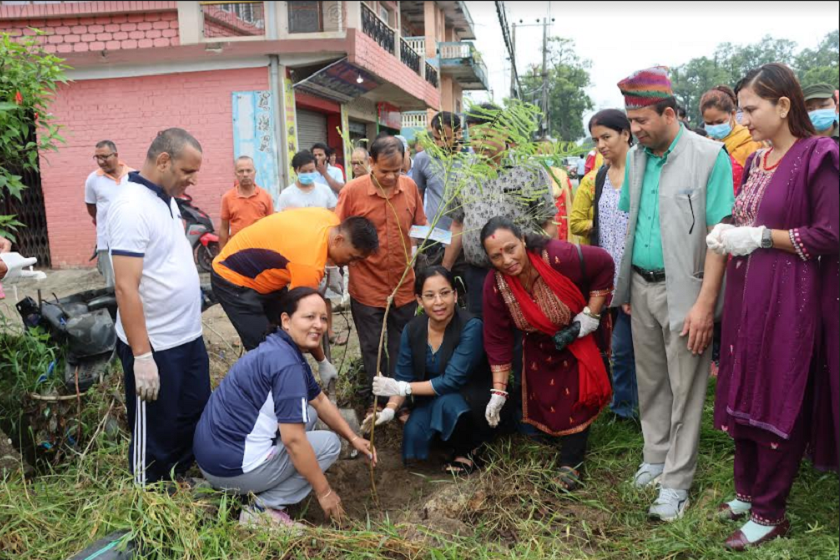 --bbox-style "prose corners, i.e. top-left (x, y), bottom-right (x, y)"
top-left (590, 165), bottom-right (610, 246)
top-left (575, 242), bottom-right (588, 296)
